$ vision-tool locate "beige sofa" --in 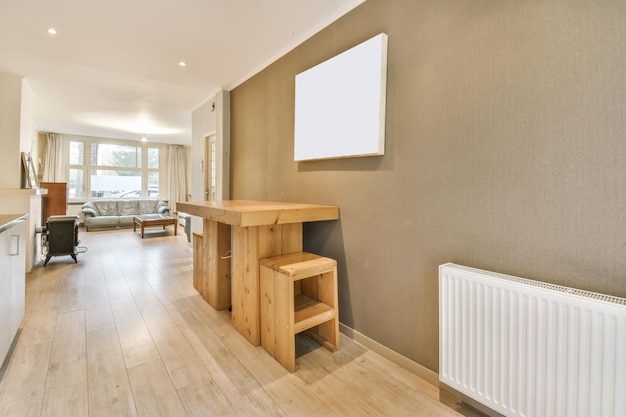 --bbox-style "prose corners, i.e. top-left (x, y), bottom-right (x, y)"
top-left (82, 199), bottom-right (170, 231)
